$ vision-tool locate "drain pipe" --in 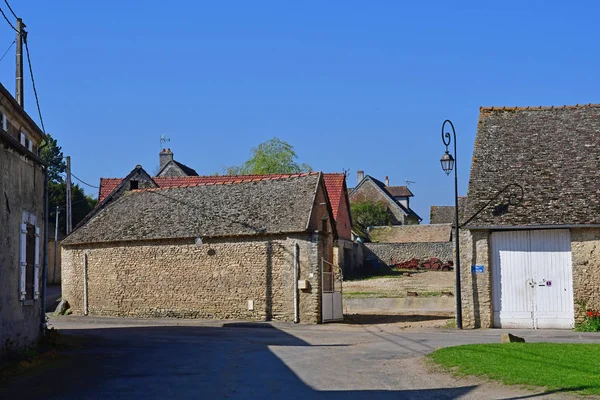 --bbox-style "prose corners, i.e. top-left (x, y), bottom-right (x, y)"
top-left (83, 253), bottom-right (88, 316)
top-left (293, 241), bottom-right (299, 323)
